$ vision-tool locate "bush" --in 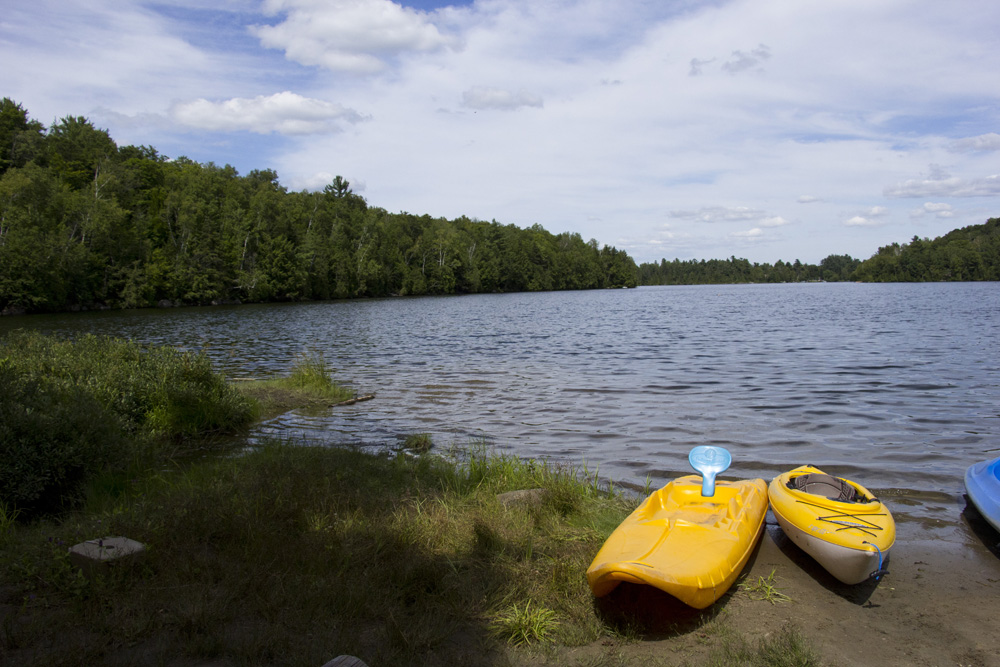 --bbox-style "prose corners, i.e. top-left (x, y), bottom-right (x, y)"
top-left (0, 360), bottom-right (128, 514)
top-left (0, 332), bottom-right (258, 515)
